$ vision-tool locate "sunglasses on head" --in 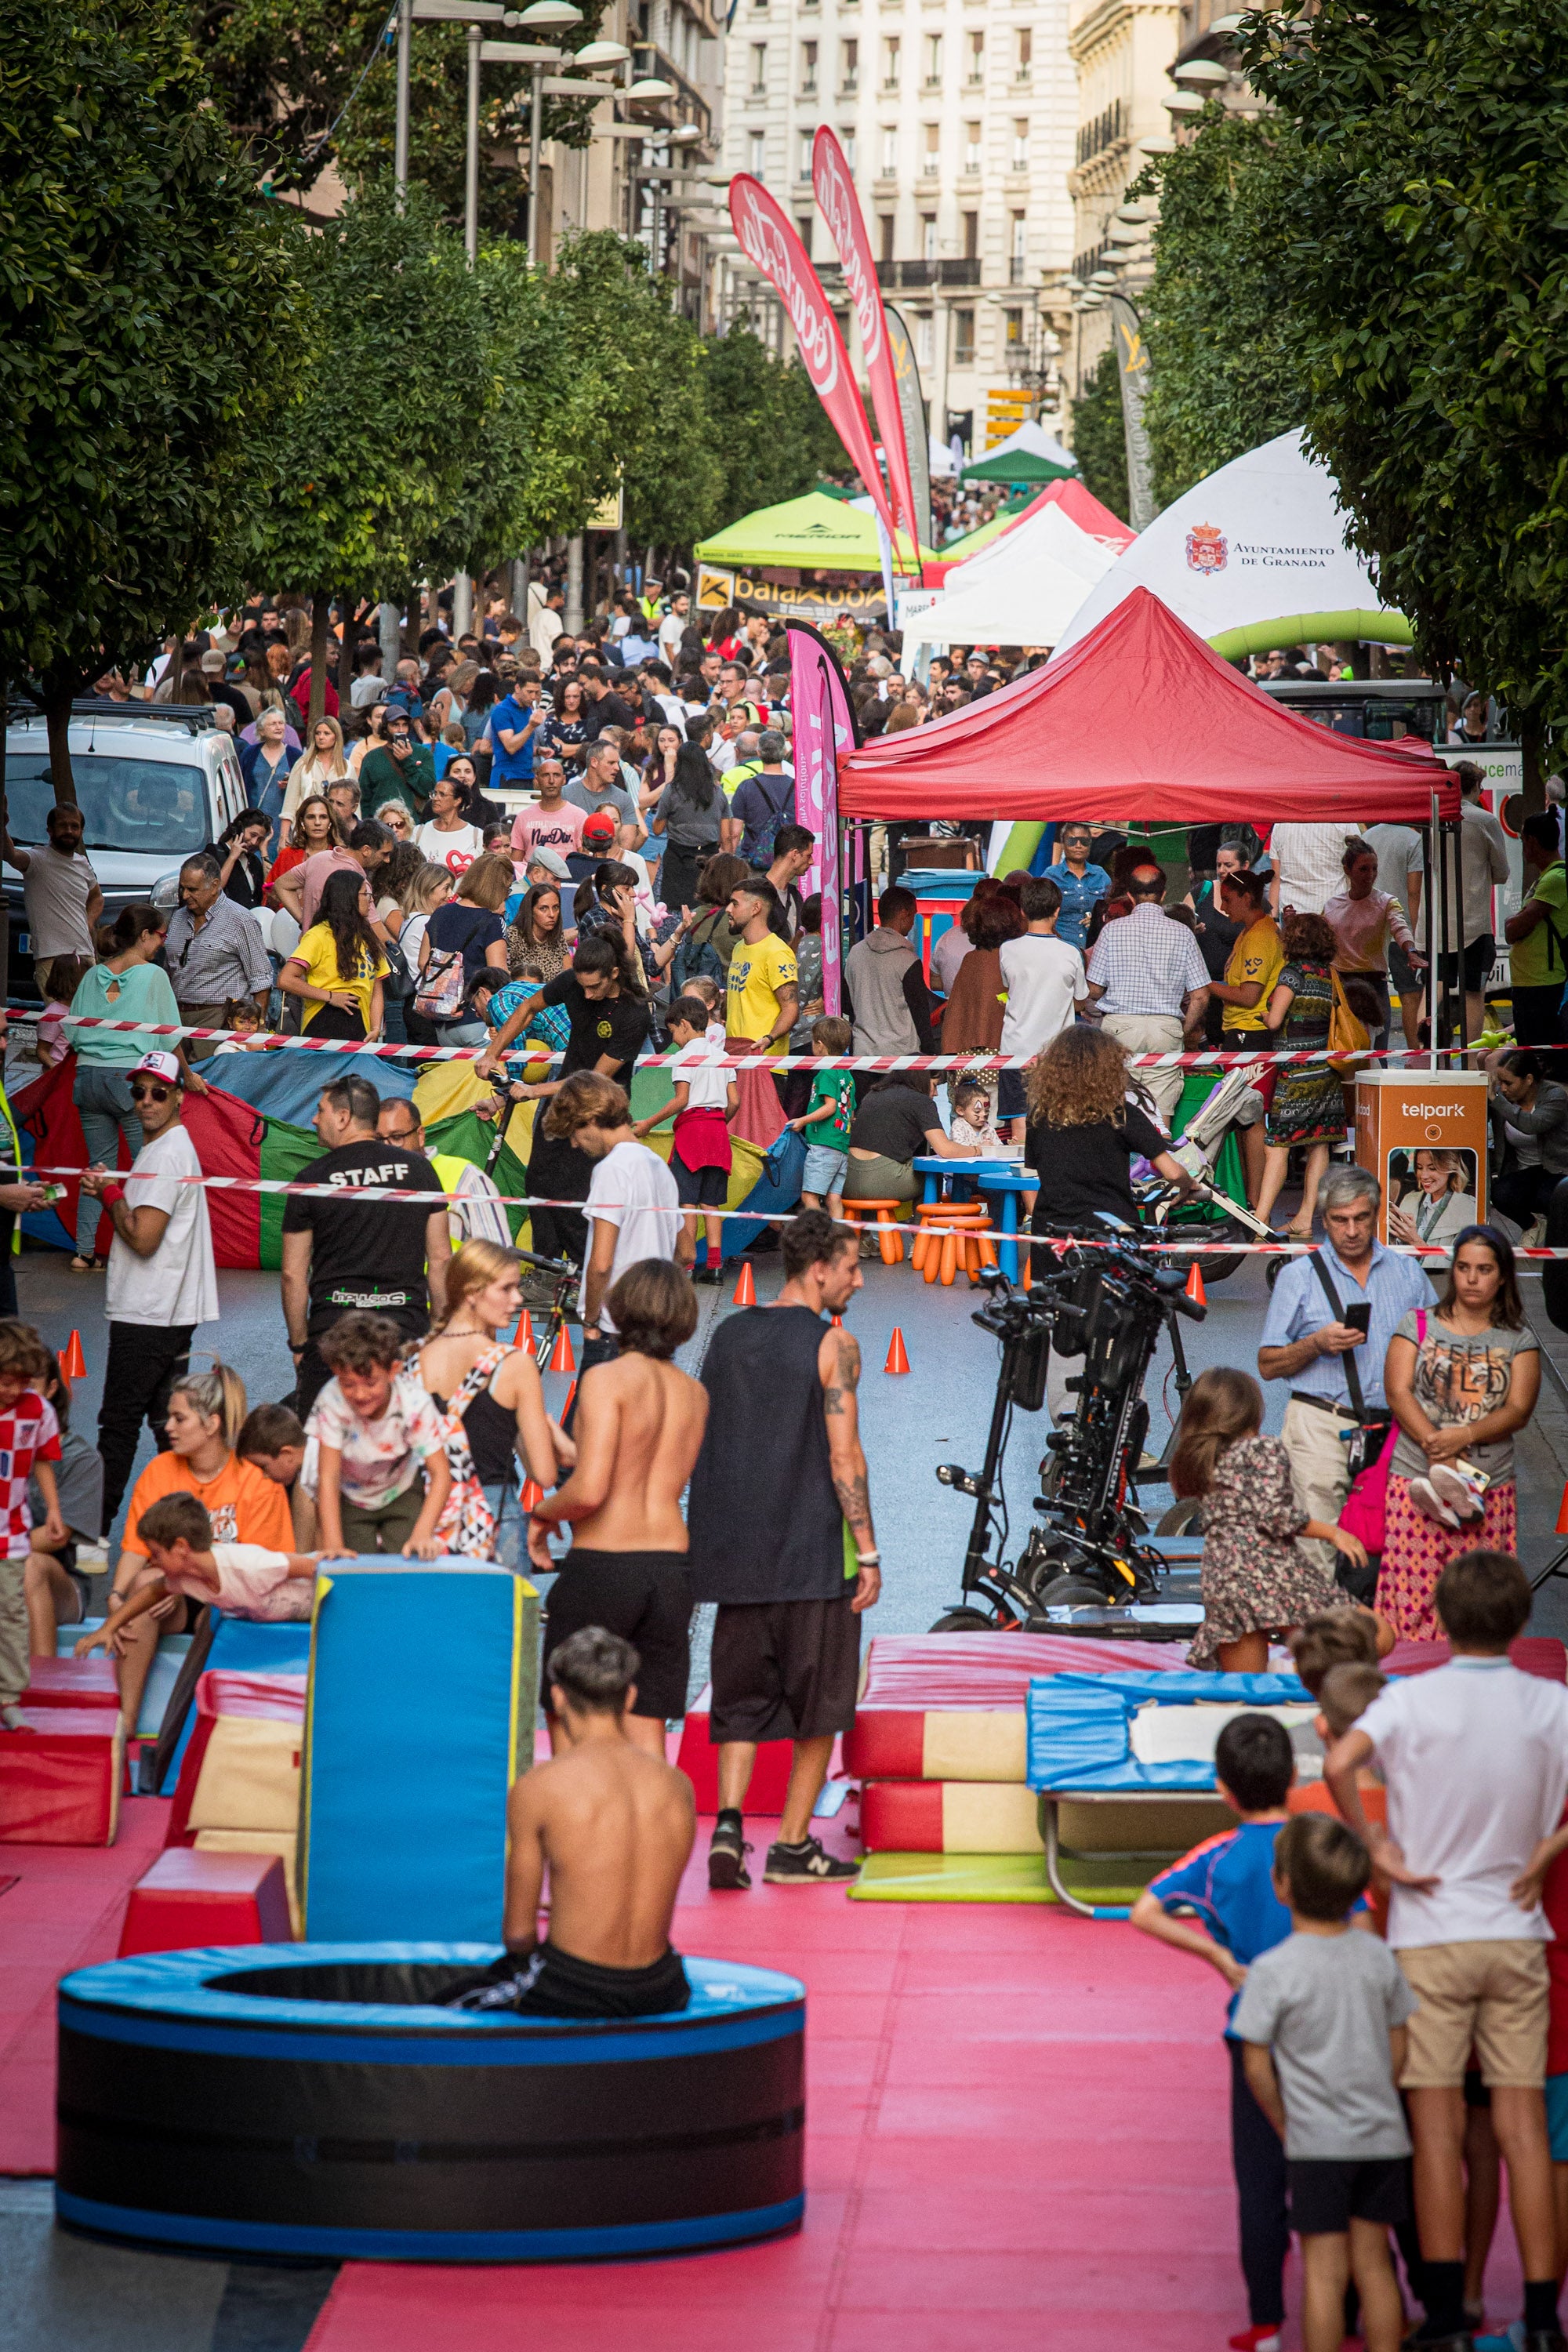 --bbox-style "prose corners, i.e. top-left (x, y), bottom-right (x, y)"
top-left (130, 1082), bottom-right (173, 1103)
